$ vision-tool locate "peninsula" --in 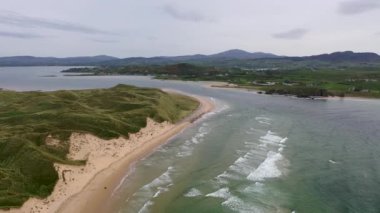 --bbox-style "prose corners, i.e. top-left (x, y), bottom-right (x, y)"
top-left (0, 84), bottom-right (214, 212)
